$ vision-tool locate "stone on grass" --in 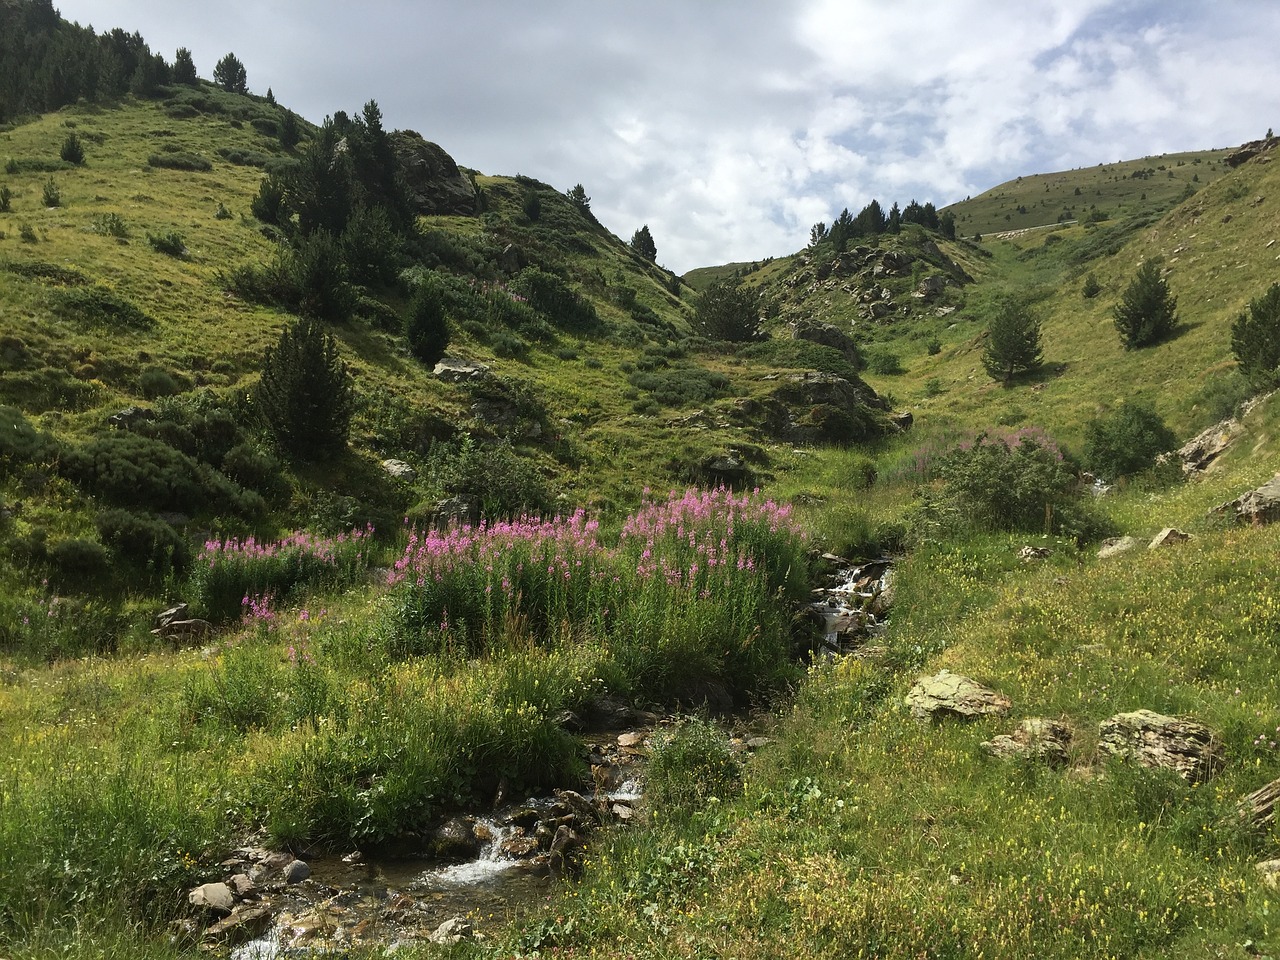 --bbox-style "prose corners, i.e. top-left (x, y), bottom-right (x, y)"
top-left (907, 670), bottom-right (1011, 723)
top-left (1097, 709), bottom-right (1223, 783)
top-left (1148, 528), bottom-right (1192, 549)
top-left (1097, 536), bottom-right (1139, 559)
top-left (981, 718), bottom-right (1073, 768)
top-left (430, 917), bottom-right (475, 945)
top-left (188, 882), bottom-right (234, 916)
top-left (1212, 474), bottom-right (1280, 526)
